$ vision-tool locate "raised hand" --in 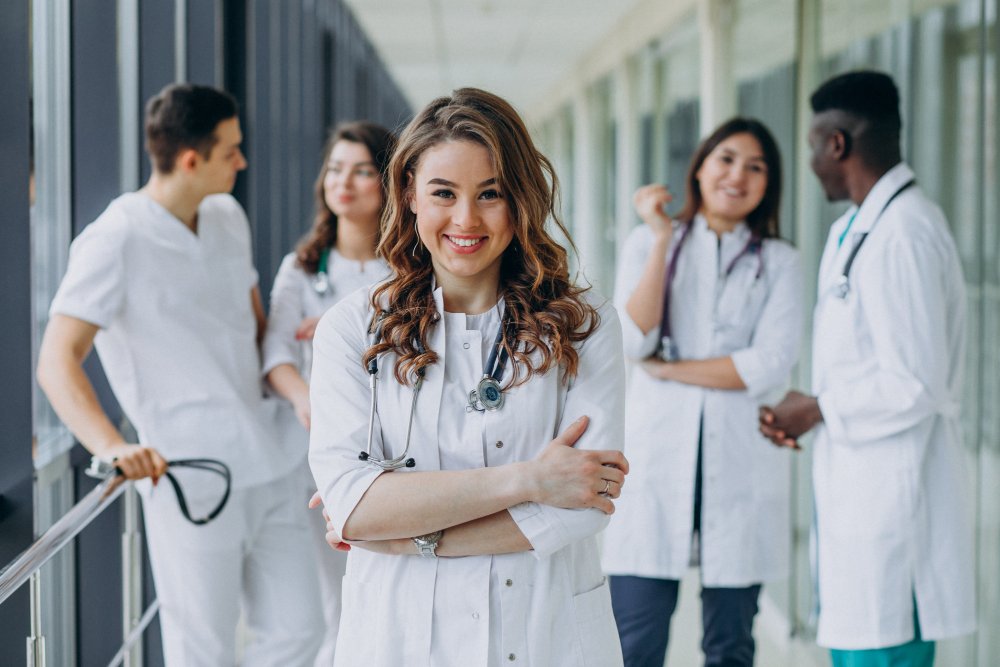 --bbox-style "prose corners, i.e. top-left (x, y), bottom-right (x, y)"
top-left (633, 184), bottom-right (674, 238)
